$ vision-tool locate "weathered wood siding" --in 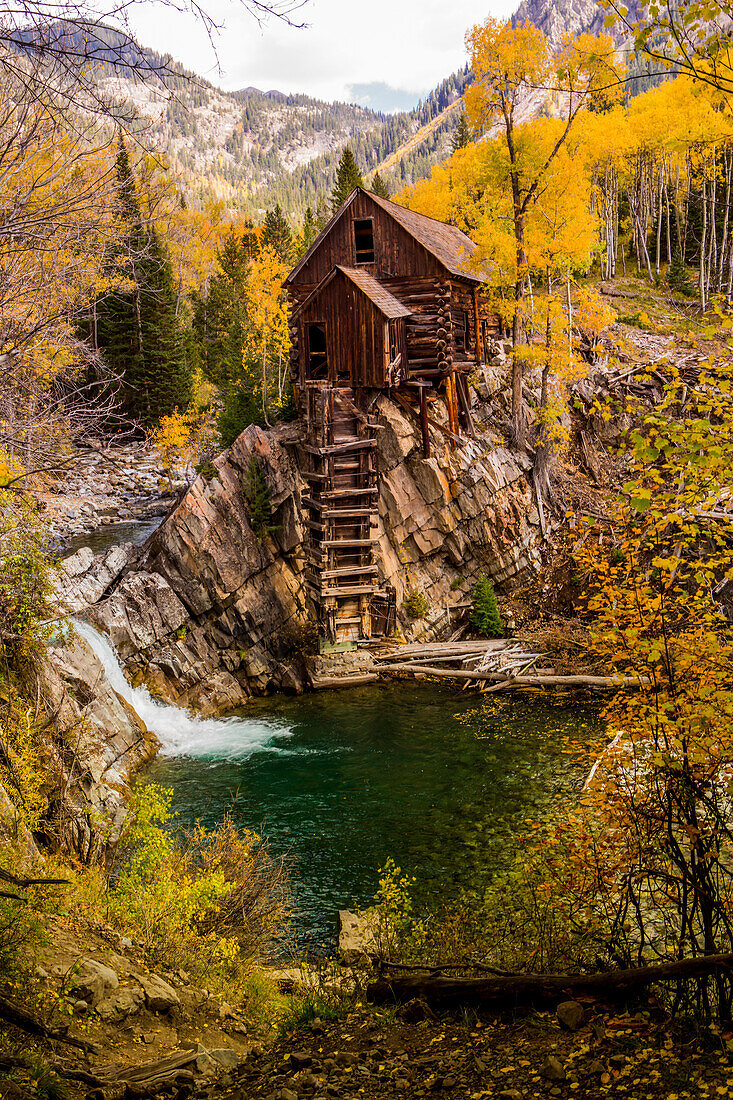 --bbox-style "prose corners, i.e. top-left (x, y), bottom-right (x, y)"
top-left (291, 191), bottom-right (446, 290)
top-left (297, 271), bottom-right (389, 389)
